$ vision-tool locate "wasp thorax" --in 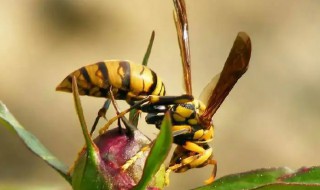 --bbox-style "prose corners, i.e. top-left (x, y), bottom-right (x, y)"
top-left (171, 100), bottom-right (206, 126)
